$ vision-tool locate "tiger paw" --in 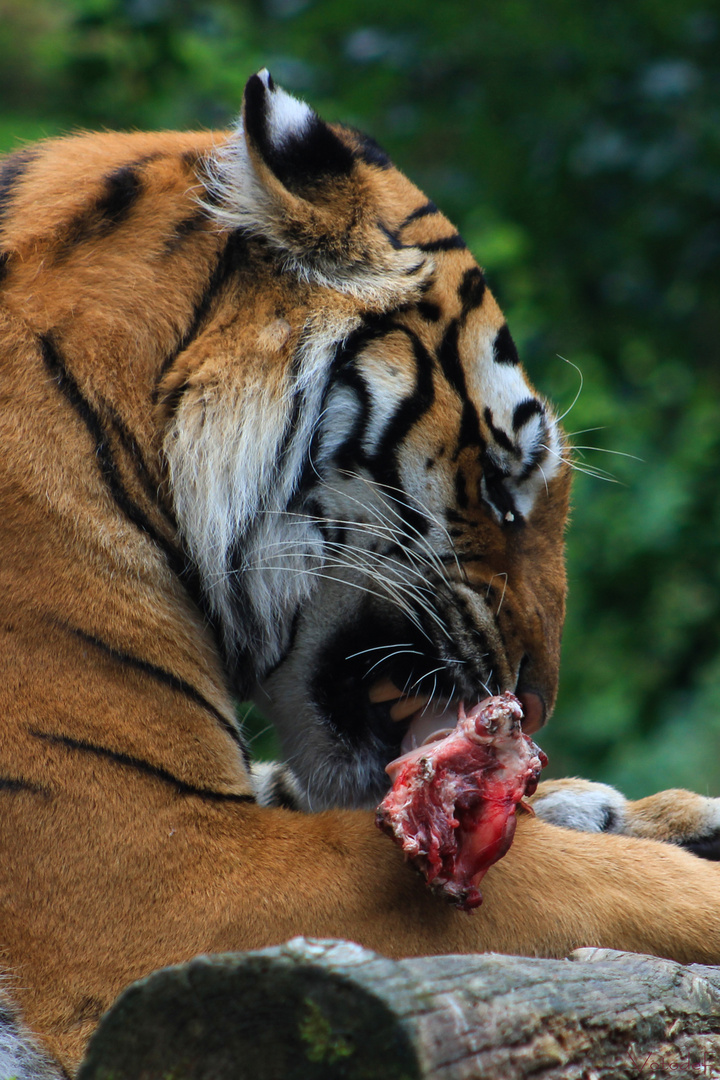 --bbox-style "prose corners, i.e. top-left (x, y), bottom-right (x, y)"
top-left (530, 778), bottom-right (720, 860)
